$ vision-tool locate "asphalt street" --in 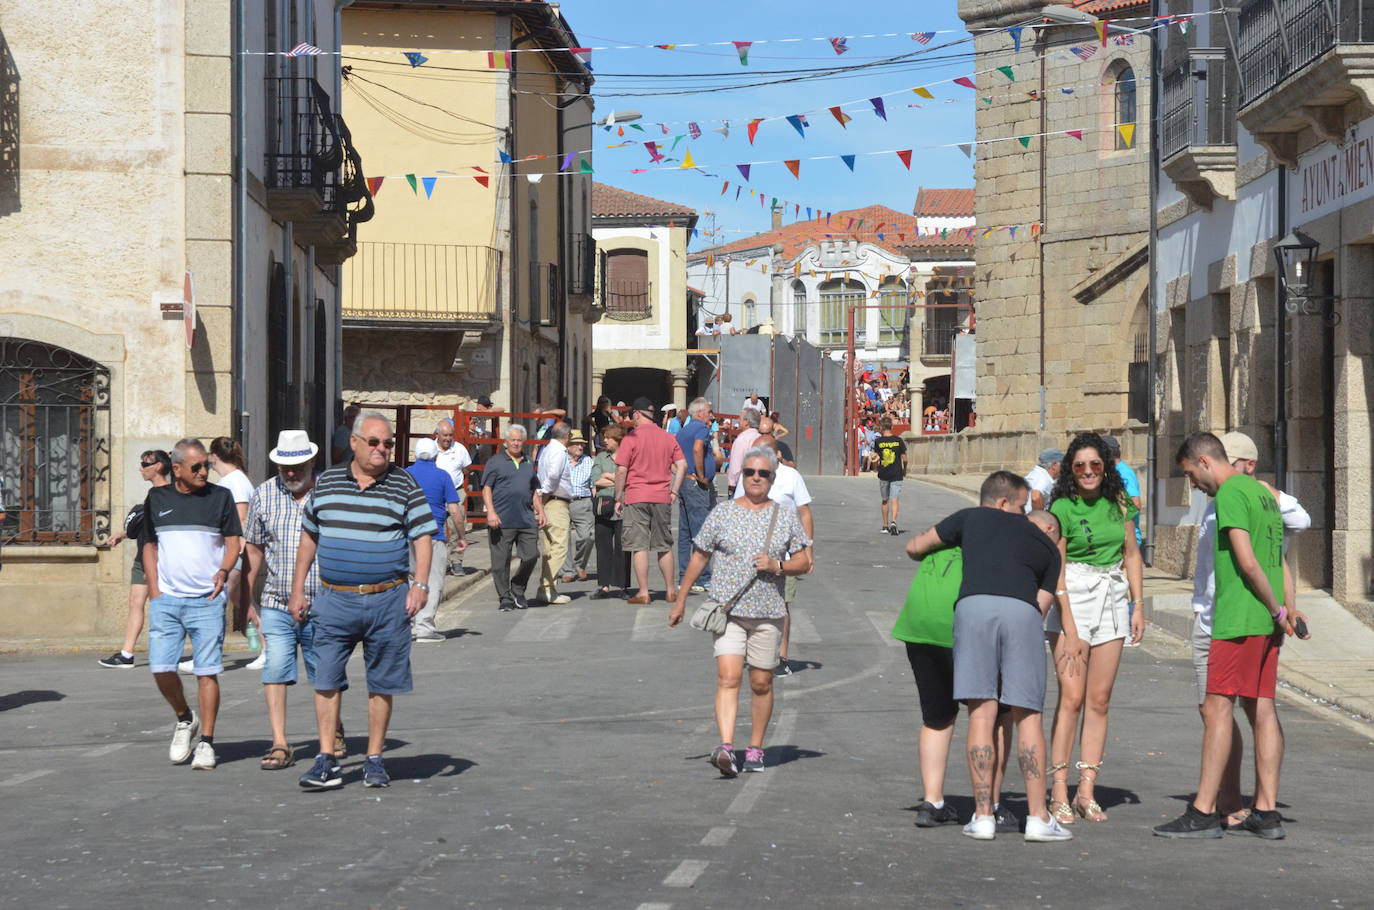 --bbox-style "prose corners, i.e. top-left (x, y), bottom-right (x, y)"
top-left (0, 476), bottom-right (1370, 910)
